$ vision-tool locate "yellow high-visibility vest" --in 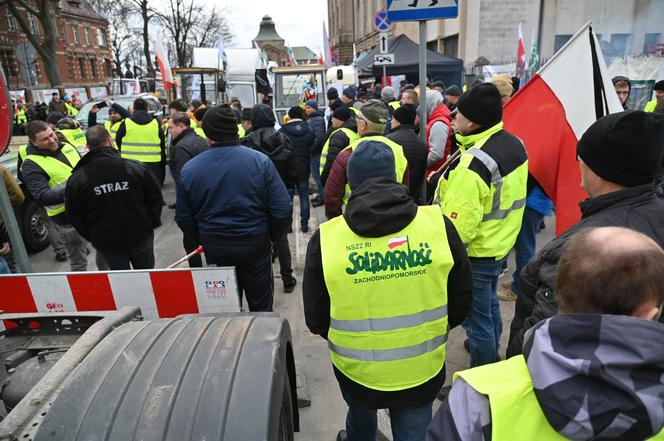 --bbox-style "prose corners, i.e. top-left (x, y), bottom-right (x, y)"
top-left (120, 119), bottom-right (162, 163)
